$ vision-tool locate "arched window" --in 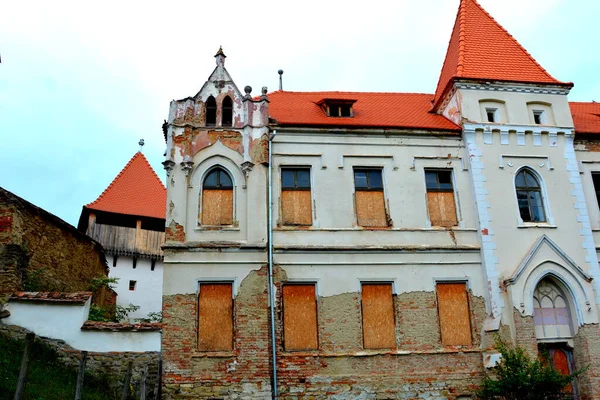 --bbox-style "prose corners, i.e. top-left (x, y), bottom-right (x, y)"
top-left (516, 169), bottom-right (546, 222)
top-left (533, 278), bottom-right (573, 340)
top-left (202, 167), bottom-right (233, 225)
top-left (206, 96), bottom-right (217, 126)
top-left (222, 96), bottom-right (233, 127)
